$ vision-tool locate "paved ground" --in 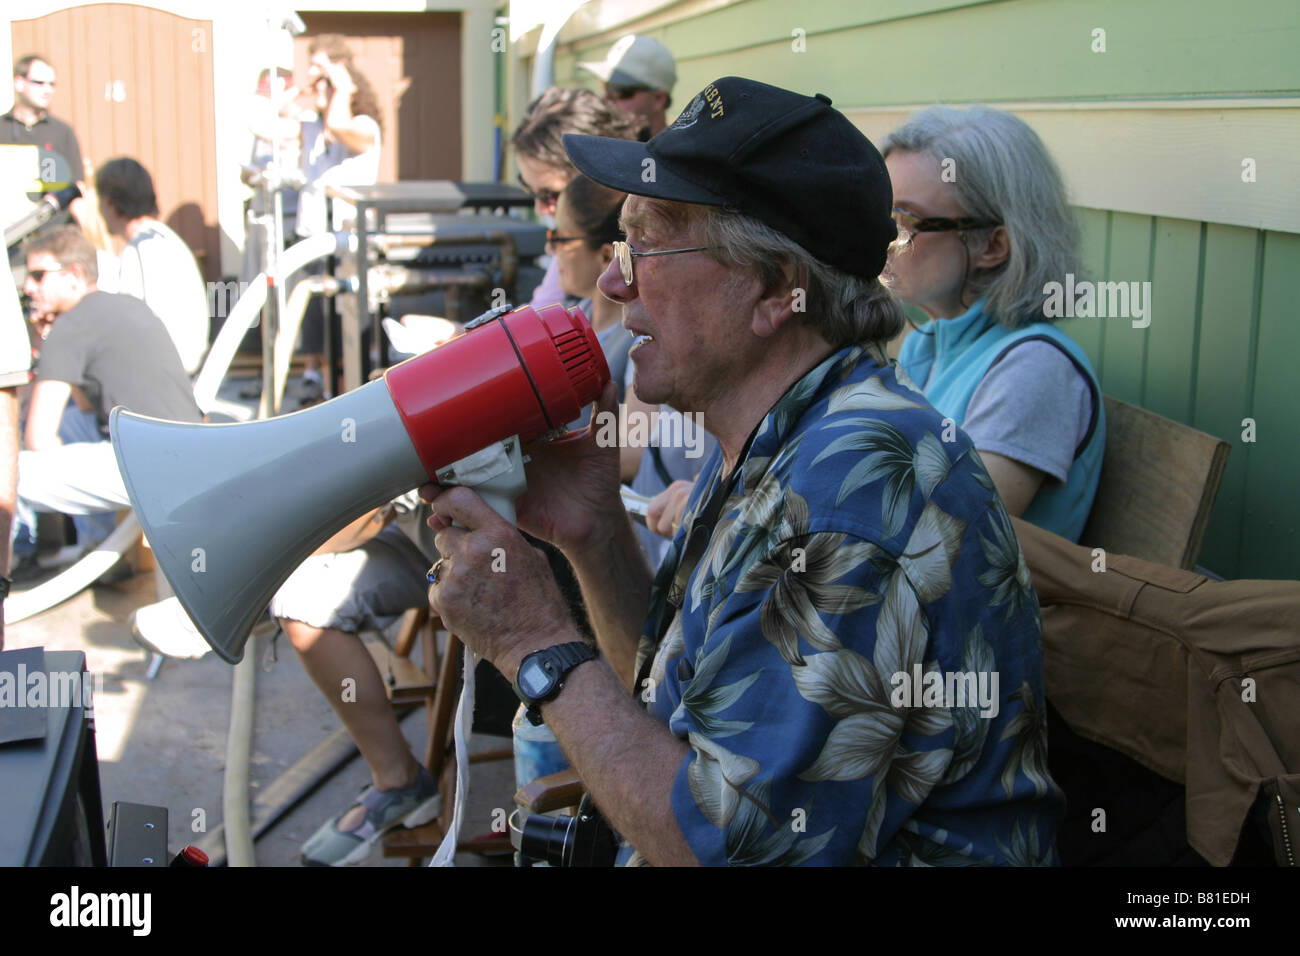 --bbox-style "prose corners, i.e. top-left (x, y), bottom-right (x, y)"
top-left (5, 373), bottom-right (519, 868)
